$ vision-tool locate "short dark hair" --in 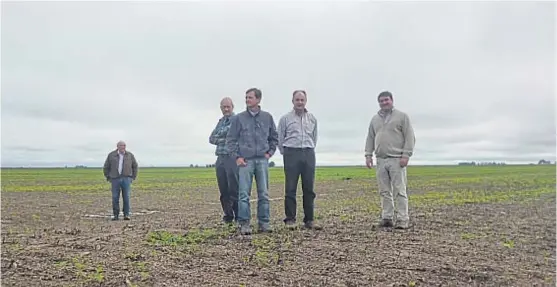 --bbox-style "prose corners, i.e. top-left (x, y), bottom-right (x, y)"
top-left (292, 90), bottom-right (307, 97)
top-left (246, 88), bottom-right (262, 99)
top-left (377, 91), bottom-right (393, 101)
